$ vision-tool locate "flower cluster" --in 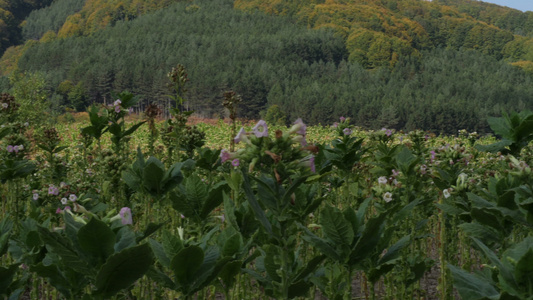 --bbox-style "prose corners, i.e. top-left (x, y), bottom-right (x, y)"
top-left (113, 99), bottom-right (122, 113)
top-left (0, 93), bottom-right (19, 114)
top-left (220, 119), bottom-right (316, 175)
top-left (372, 171), bottom-right (401, 203)
top-left (6, 144), bottom-right (24, 153)
top-left (508, 156), bottom-right (531, 177)
top-left (332, 116), bottom-right (353, 136)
